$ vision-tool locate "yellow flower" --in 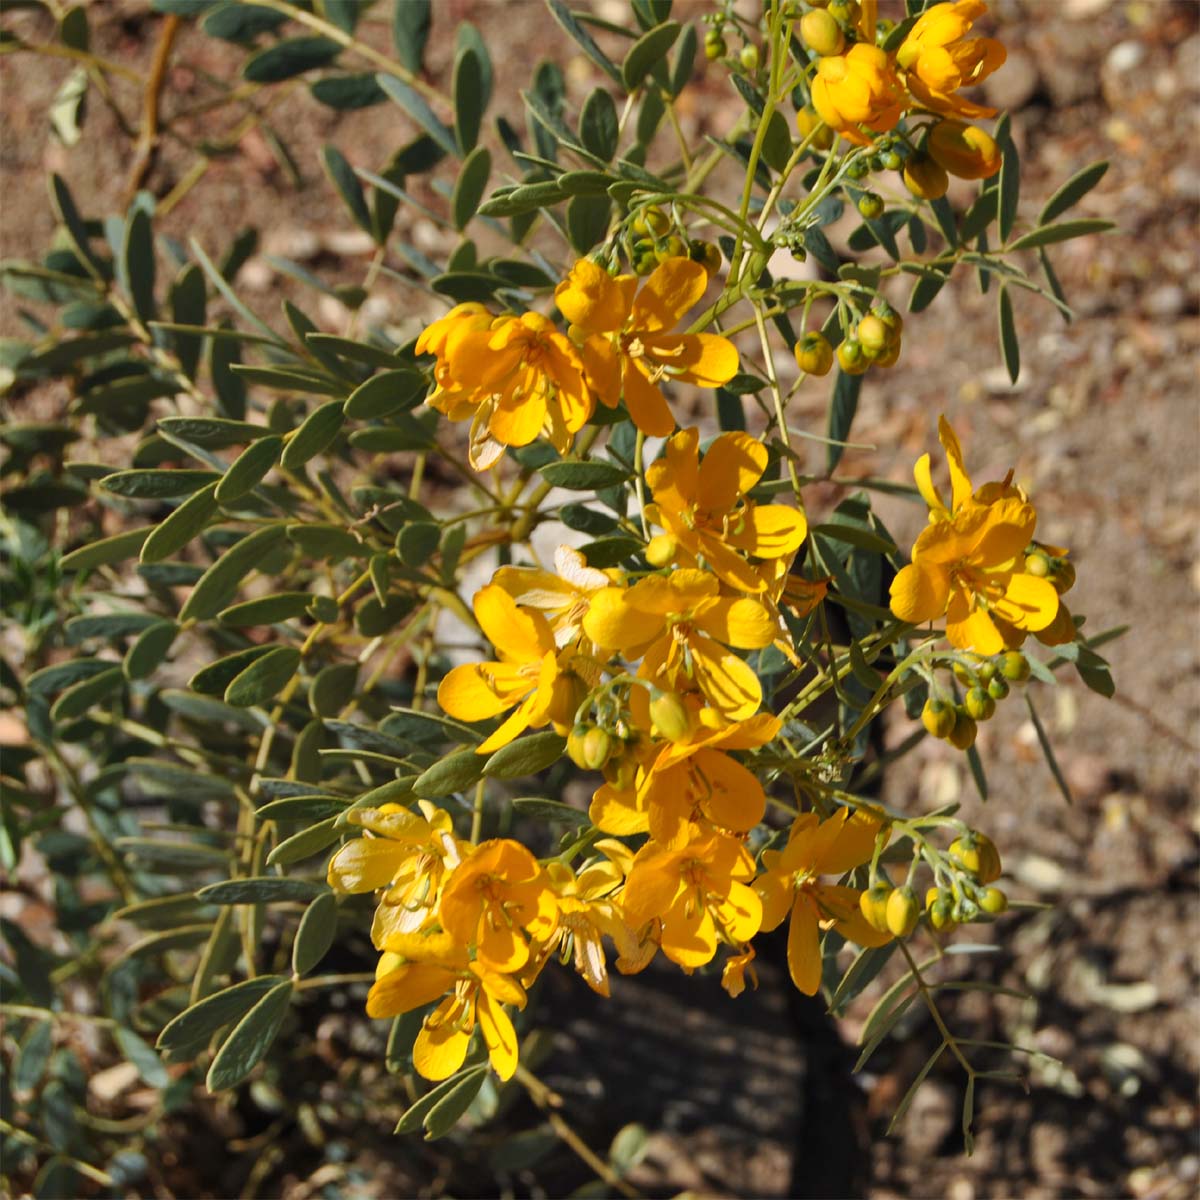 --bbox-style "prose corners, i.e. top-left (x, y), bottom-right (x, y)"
top-left (366, 935), bottom-right (527, 1082)
top-left (583, 569), bottom-right (776, 722)
top-left (491, 544), bottom-right (616, 648)
top-left (326, 803), bottom-right (462, 943)
top-left (890, 497), bottom-right (1059, 654)
top-left (927, 120), bottom-right (1002, 180)
top-left (811, 44), bottom-right (905, 146)
top-left (438, 584), bottom-right (562, 753)
top-left (621, 831), bottom-right (762, 970)
top-left (437, 838), bottom-right (558, 973)
top-left (590, 713), bottom-right (780, 848)
top-left (554, 257), bottom-right (739, 437)
top-left (415, 302), bottom-right (493, 420)
top-left (896, 0), bottom-right (1006, 120)
top-left (644, 428), bottom-right (807, 593)
top-left (754, 809), bottom-right (891, 995)
top-left (435, 311), bottom-right (592, 470)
